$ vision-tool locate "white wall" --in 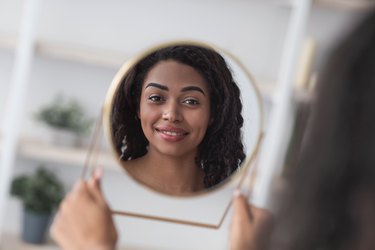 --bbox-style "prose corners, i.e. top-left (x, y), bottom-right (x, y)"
top-left (0, 1), bottom-right (366, 249)
top-left (0, 0), bottom-right (291, 81)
